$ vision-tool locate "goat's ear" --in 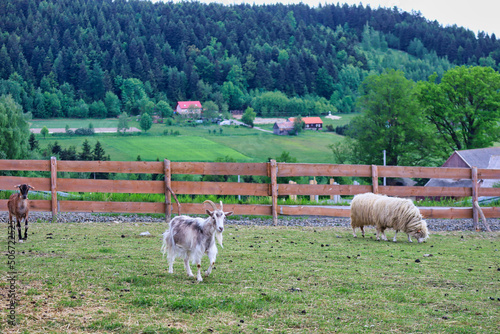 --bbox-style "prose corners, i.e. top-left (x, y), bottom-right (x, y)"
top-left (206, 209), bottom-right (213, 216)
top-left (28, 185), bottom-right (34, 189)
top-left (225, 211), bottom-right (234, 217)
